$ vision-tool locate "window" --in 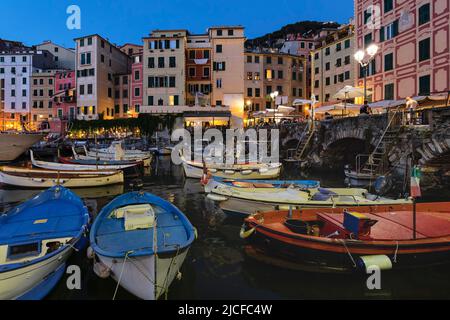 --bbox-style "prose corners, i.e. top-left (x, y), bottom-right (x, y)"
top-left (364, 33), bottom-right (373, 46)
top-left (158, 57), bottom-right (165, 68)
top-left (255, 56), bottom-right (260, 63)
top-left (11, 78), bottom-right (15, 85)
top-left (148, 57), bottom-right (155, 68)
top-left (87, 84), bottom-right (93, 95)
top-left (203, 67), bottom-right (210, 77)
top-left (344, 56), bottom-right (351, 65)
top-left (325, 47), bottom-right (330, 56)
top-left (11, 89), bottom-right (15, 97)
top-left (214, 62), bottom-right (226, 71)
top-left (169, 57), bottom-right (176, 68)
top-left (364, 8), bottom-right (372, 24)
top-left (344, 39), bottom-right (351, 49)
top-left (255, 88), bottom-right (261, 97)
top-left (123, 90), bottom-right (128, 98)
top-left (8, 243), bottom-right (40, 260)
top-left (148, 96), bottom-right (154, 105)
top-left (203, 50), bottom-right (210, 59)
top-left (336, 43), bottom-right (342, 52)
top-left (79, 85), bottom-right (84, 95)
top-left (314, 80), bottom-right (319, 88)
top-left (87, 37), bottom-right (92, 45)
top-left (217, 30), bottom-right (223, 36)
top-left (216, 79), bottom-right (222, 88)
top-left (336, 58), bottom-right (342, 67)
top-left (135, 70), bottom-right (140, 80)
top-left (247, 88), bottom-right (253, 97)
top-left (344, 71), bottom-right (350, 80)
top-left (384, 0), bottom-right (393, 13)
top-left (384, 53), bottom-right (394, 71)
top-left (189, 67), bottom-right (196, 77)
top-left (108, 88), bottom-right (112, 98)
top-left (189, 50), bottom-right (196, 60)
top-left (315, 67), bottom-right (319, 74)
top-left (419, 4), bottom-right (431, 25)
top-left (380, 20), bottom-right (399, 41)
top-left (216, 45), bottom-right (223, 53)
top-left (419, 38), bottom-right (430, 61)
top-left (228, 29), bottom-right (234, 36)
top-left (134, 87), bottom-right (140, 97)
top-left (254, 72), bottom-right (260, 81)
top-left (101, 54), bottom-right (105, 63)
top-left (266, 86), bottom-right (272, 95)
top-left (169, 76), bottom-right (176, 88)
top-left (278, 57), bottom-right (283, 65)
top-left (247, 56), bottom-right (252, 63)
top-left (385, 83), bottom-right (394, 100)
top-left (325, 77), bottom-right (330, 86)
top-left (419, 75), bottom-right (431, 95)
top-left (266, 56), bottom-right (272, 64)
top-left (247, 72), bottom-right (253, 80)
top-left (278, 70), bottom-right (283, 79)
